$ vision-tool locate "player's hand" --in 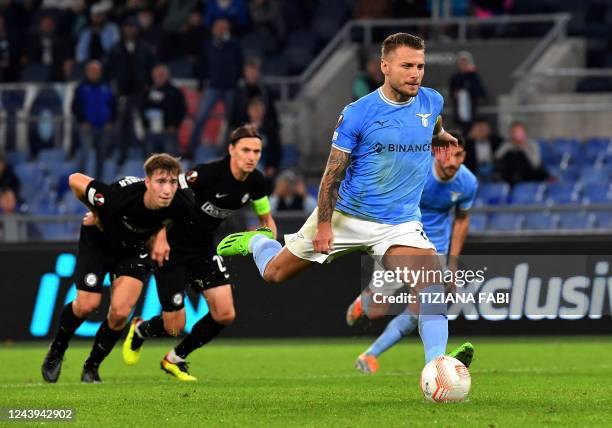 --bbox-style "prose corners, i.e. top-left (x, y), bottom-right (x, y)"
top-left (150, 228), bottom-right (170, 267)
top-left (432, 132), bottom-right (458, 163)
top-left (82, 211), bottom-right (103, 231)
top-left (313, 223), bottom-right (334, 254)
